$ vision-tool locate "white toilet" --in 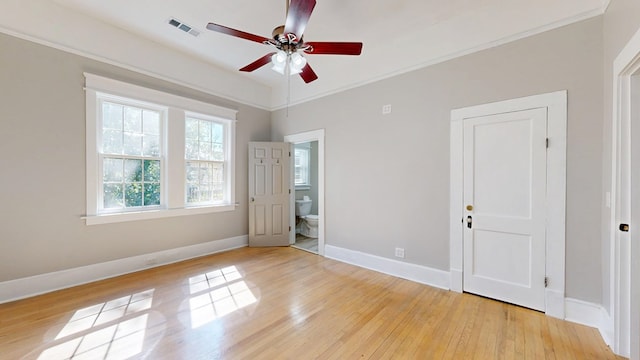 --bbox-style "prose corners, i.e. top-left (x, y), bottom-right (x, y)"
top-left (295, 197), bottom-right (319, 238)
